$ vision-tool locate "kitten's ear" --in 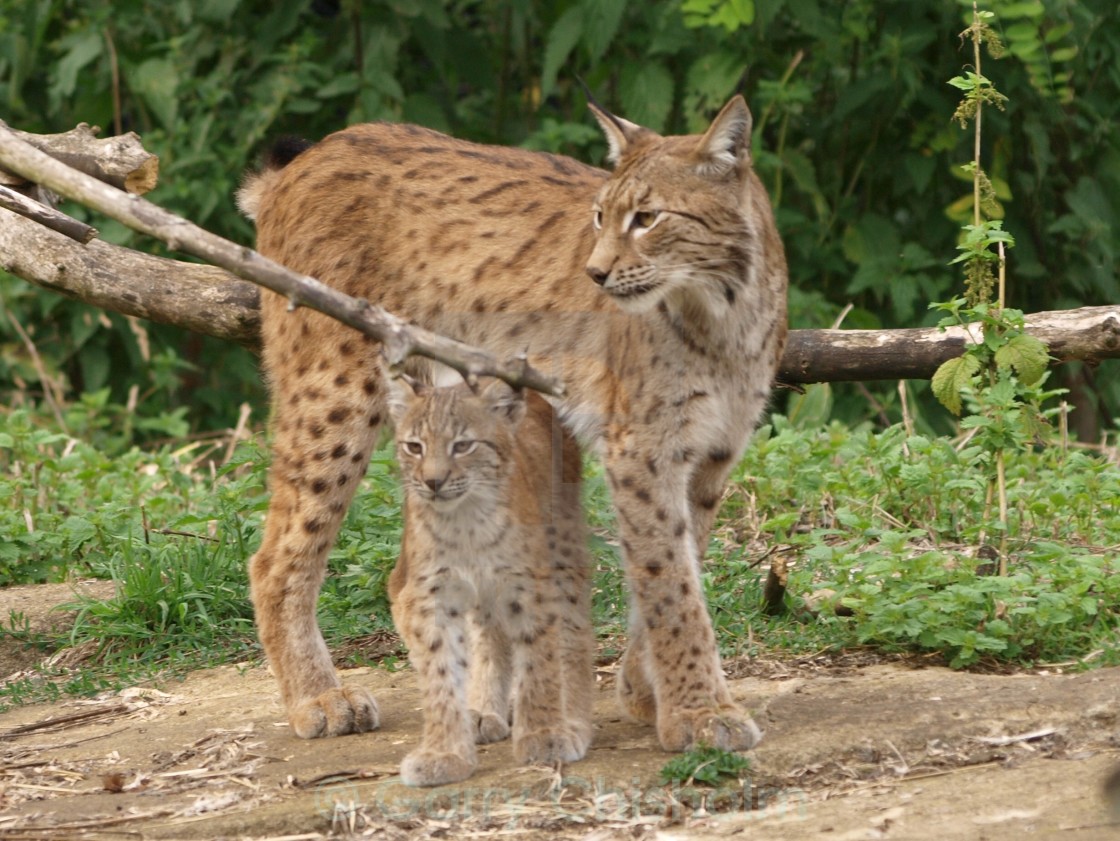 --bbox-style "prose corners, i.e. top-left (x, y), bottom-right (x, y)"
top-left (692, 95), bottom-right (753, 177)
top-left (387, 375), bottom-right (425, 425)
top-left (588, 102), bottom-right (653, 166)
top-left (480, 378), bottom-right (526, 425)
